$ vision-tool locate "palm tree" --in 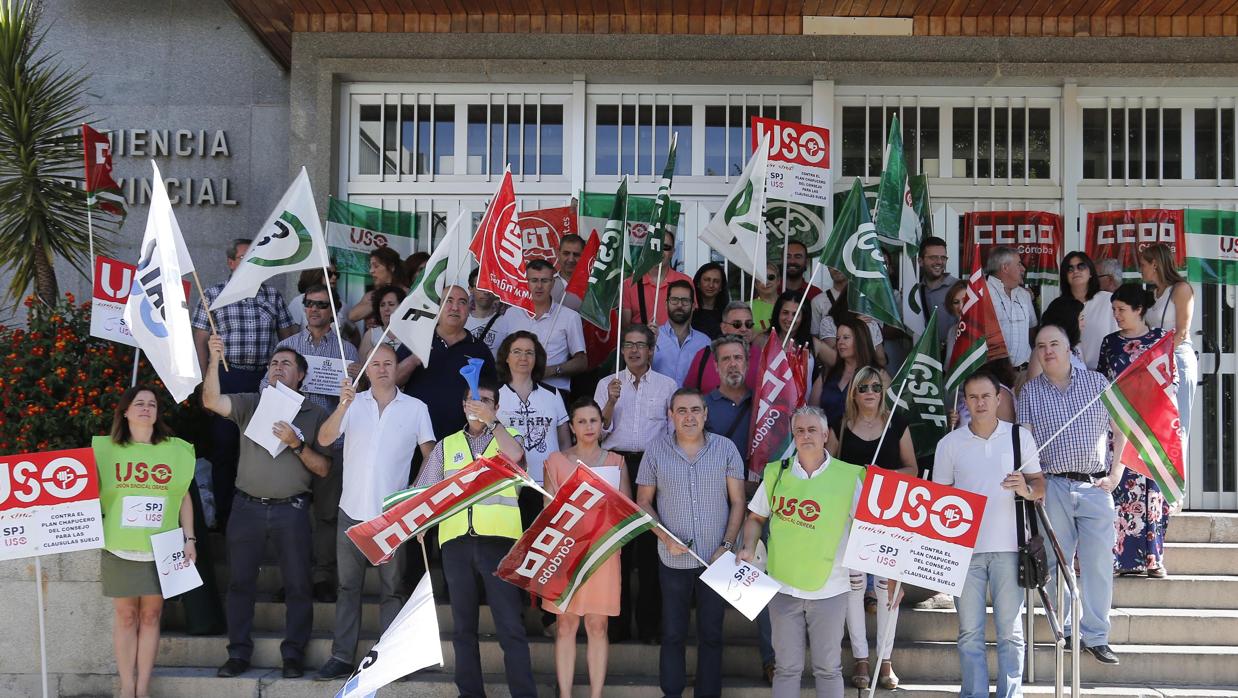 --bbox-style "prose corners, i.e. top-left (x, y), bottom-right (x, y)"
top-left (0, 0), bottom-right (103, 305)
